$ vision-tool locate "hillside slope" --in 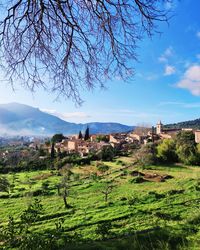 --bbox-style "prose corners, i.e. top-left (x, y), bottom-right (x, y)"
top-left (166, 118), bottom-right (200, 130)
